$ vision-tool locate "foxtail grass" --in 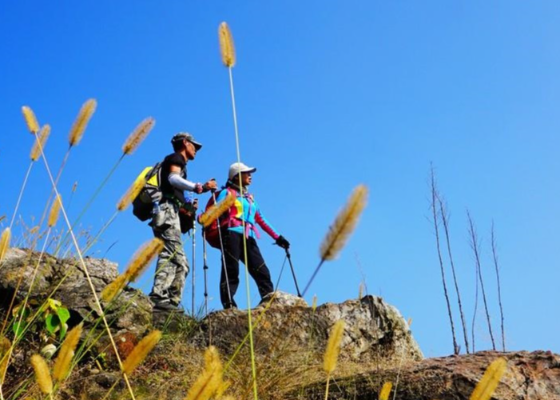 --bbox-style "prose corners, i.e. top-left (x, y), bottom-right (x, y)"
top-left (40, 99), bottom-right (95, 234)
top-left (52, 323), bottom-right (82, 382)
top-left (469, 357), bottom-right (507, 400)
top-left (219, 22), bottom-right (236, 67)
top-left (117, 175), bottom-right (147, 211)
top-left (378, 381), bottom-right (392, 400)
top-left (199, 192), bottom-right (235, 227)
top-left (302, 185), bottom-right (368, 296)
top-left (101, 238), bottom-right (164, 302)
top-left (0, 228), bottom-right (10, 262)
top-left (122, 330), bottom-right (162, 375)
top-left (30, 124), bottom-right (51, 161)
top-left (323, 320), bottom-right (345, 400)
top-left (122, 117), bottom-right (156, 155)
top-left (184, 346), bottom-right (225, 400)
top-left (32, 125), bottom-right (139, 400)
top-left (21, 106), bottom-right (40, 134)
top-left (48, 195), bottom-right (62, 228)
top-left (0, 337), bottom-right (11, 386)
top-left (218, 20), bottom-right (258, 400)
top-left (68, 99), bottom-right (97, 147)
top-left (30, 354), bottom-right (53, 396)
